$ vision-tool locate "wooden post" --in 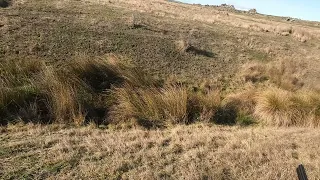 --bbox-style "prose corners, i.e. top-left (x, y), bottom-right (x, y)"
top-left (297, 164), bottom-right (308, 180)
